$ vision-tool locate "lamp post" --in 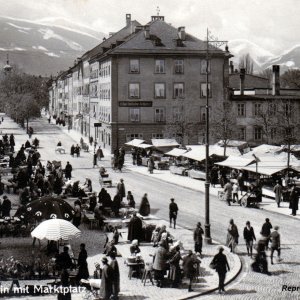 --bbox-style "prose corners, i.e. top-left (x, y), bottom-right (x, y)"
top-left (204, 29), bottom-right (228, 244)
